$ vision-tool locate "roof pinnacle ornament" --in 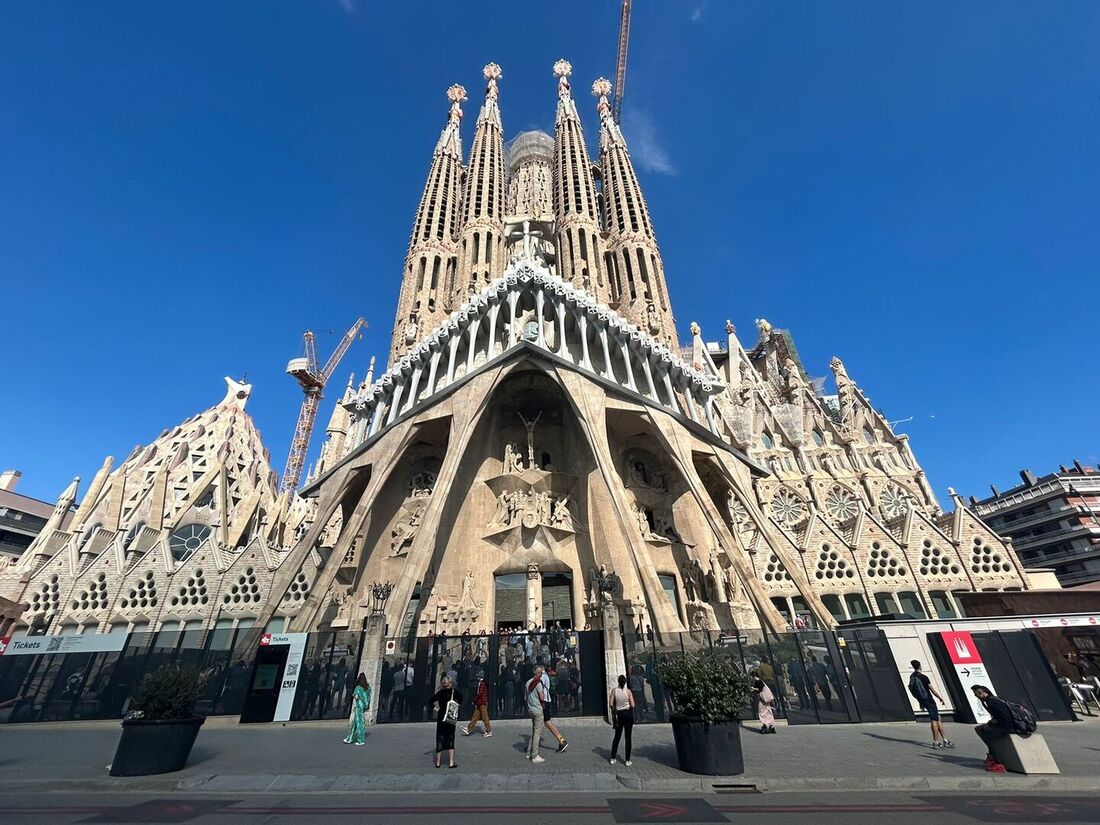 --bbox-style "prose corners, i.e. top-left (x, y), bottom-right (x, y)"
top-left (483, 62), bottom-right (502, 100)
top-left (446, 83), bottom-right (467, 122)
top-left (592, 77), bottom-right (613, 119)
top-left (554, 59), bottom-right (572, 98)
